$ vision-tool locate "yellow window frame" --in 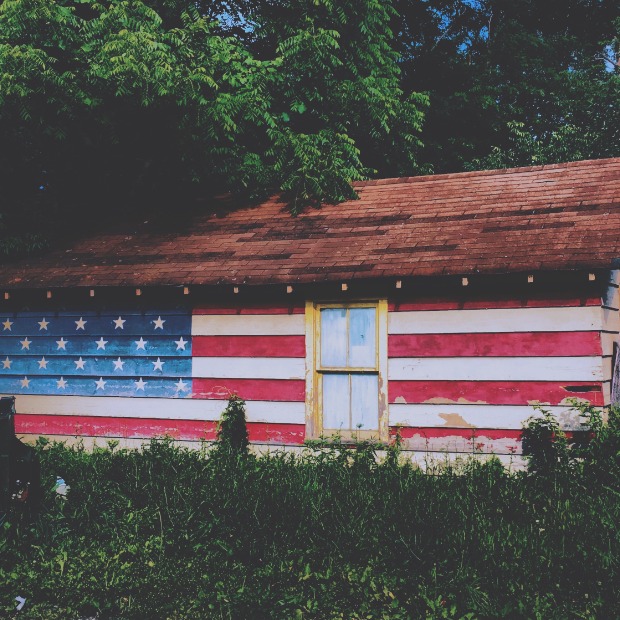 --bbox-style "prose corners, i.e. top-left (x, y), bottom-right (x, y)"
top-left (305, 300), bottom-right (388, 442)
